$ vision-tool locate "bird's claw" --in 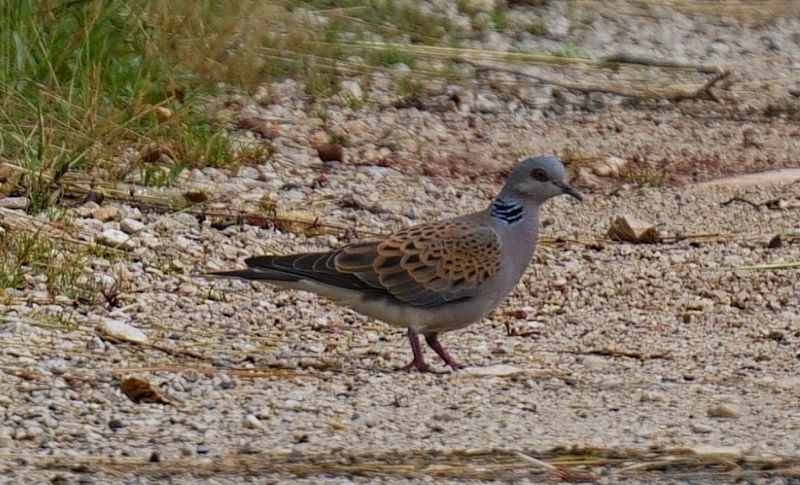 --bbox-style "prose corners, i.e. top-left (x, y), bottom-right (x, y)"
top-left (401, 360), bottom-right (433, 373)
